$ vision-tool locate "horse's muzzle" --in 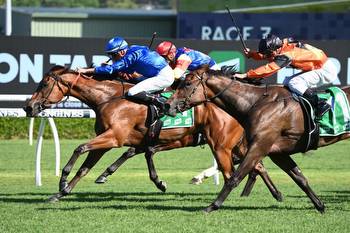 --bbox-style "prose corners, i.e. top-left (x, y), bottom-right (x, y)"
top-left (23, 101), bottom-right (44, 117)
top-left (166, 107), bottom-right (177, 117)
